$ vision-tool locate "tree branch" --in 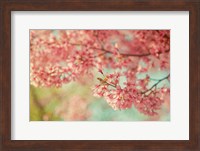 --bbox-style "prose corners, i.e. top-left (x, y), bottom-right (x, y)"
top-left (68, 42), bottom-right (170, 57)
top-left (141, 74), bottom-right (170, 95)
